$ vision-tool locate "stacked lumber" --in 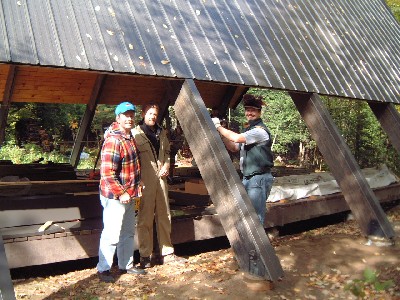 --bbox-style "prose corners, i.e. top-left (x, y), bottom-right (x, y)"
top-left (0, 162), bottom-right (77, 181)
